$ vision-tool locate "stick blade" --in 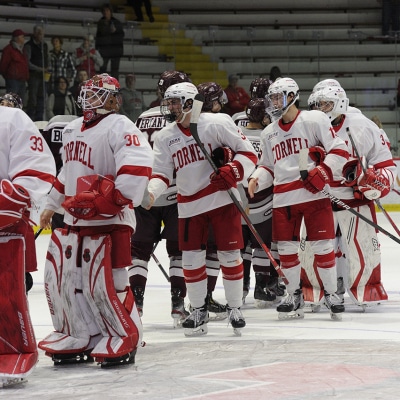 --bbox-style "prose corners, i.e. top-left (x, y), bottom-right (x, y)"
top-left (190, 93), bottom-right (204, 128)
